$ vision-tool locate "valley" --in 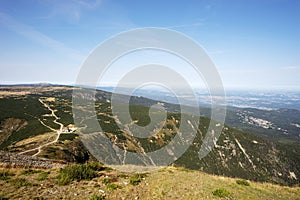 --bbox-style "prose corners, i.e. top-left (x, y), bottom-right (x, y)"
top-left (0, 85), bottom-right (299, 189)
